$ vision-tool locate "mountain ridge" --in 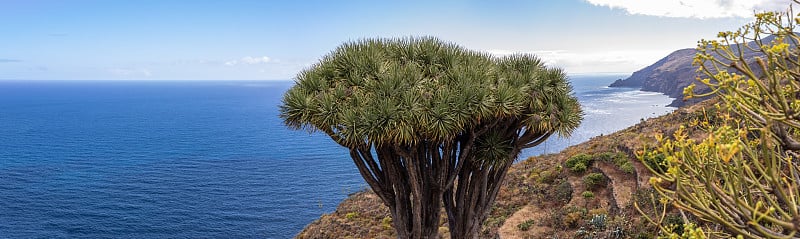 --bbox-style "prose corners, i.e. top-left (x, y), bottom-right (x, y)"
top-left (609, 48), bottom-right (705, 107)
top-left (610, 36), bottom-right (776, 107)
